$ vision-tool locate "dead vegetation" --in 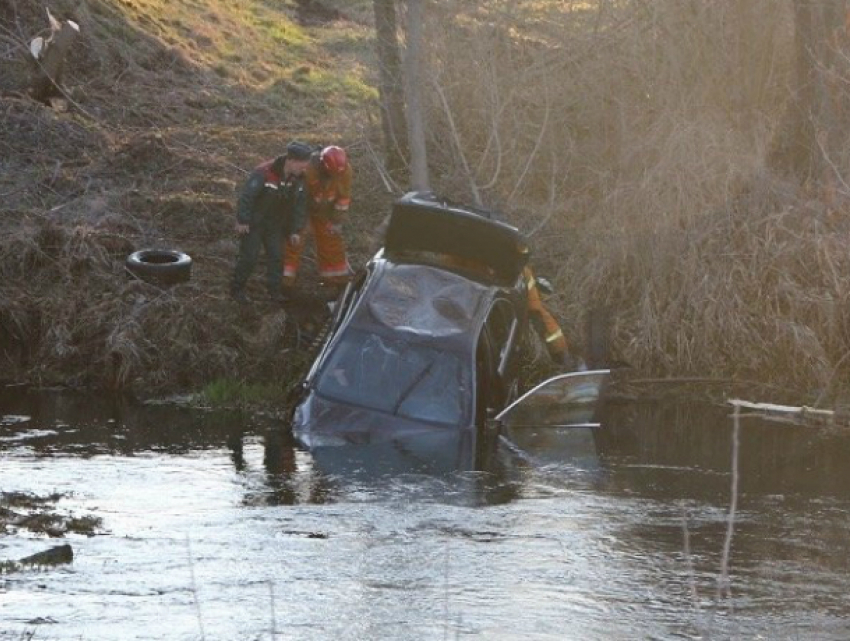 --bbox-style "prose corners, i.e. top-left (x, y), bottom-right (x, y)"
top-left (0, 0), bottom-right (390, 397)
top-left (412, 0), bottom-right (850, 406)
top-left (2, 0), bottom-right (846, 405)
top-left (0, 491), bottom-right (101, 539)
